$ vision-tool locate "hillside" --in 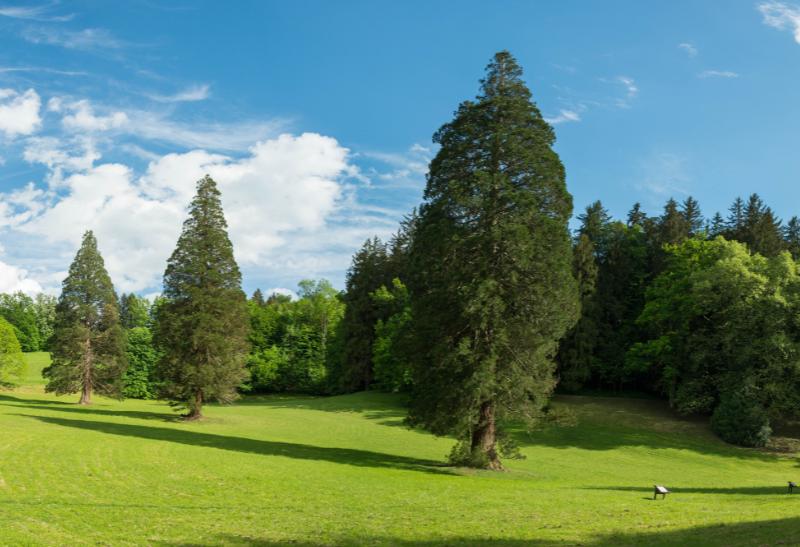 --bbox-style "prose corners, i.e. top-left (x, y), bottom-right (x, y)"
top-left (0, 354), bottom-right (798, 545)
